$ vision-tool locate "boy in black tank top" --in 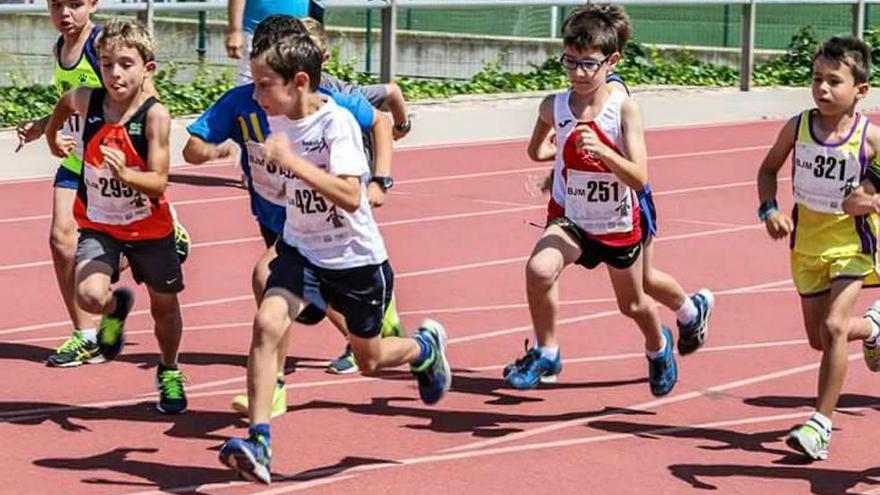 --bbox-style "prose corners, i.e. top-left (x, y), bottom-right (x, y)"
top-left (45, 20), bottom-right (188, 416)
